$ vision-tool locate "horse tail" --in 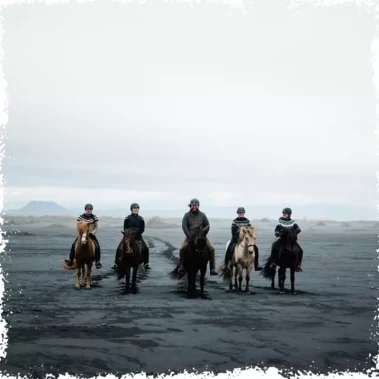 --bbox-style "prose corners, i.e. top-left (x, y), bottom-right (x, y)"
top-left (218, 264), bottom-right (231, 285)
top-left (169, 264), bottom-right (186, 280)
top-left (60, 260), bottom-right (78, 270)
top-left (114, 264), bottom-right (127, 281)
top-left (261, 255), bottom-right (275, 280)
